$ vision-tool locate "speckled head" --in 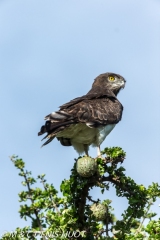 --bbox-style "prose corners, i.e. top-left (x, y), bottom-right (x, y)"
top-left (92, 72), bottom-right (126, 95)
